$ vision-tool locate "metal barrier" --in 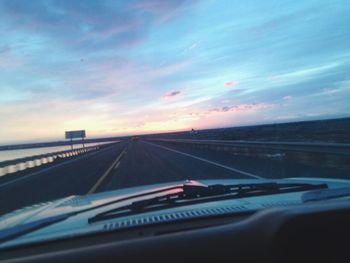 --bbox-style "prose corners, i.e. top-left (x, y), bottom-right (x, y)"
top-left (148, 139), bottom-right (350, 170)
top-left (0, 142), bottom-right (119, 177)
